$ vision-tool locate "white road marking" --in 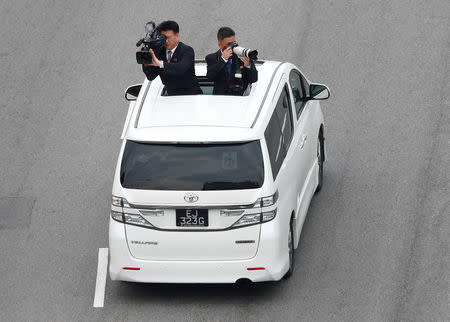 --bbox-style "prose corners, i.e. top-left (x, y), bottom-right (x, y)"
top-left (93, 248), bottom-right (108, 308)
